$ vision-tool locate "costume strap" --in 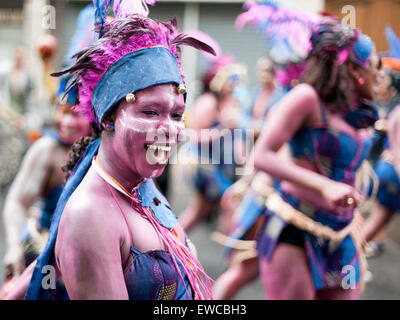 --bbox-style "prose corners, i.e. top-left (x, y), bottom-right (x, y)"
top-left (319, 100), bottom-right (328, 125)
top-left (92, 157), bottom-right (145, 201)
